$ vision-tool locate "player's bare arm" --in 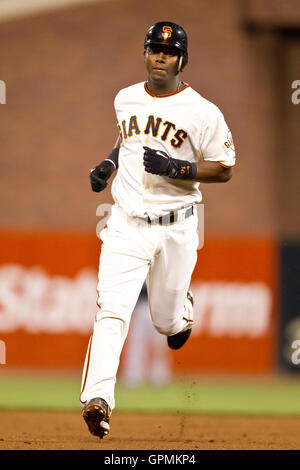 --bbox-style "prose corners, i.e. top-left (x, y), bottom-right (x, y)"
top-left (193, 160), bottom-right (232, 183)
